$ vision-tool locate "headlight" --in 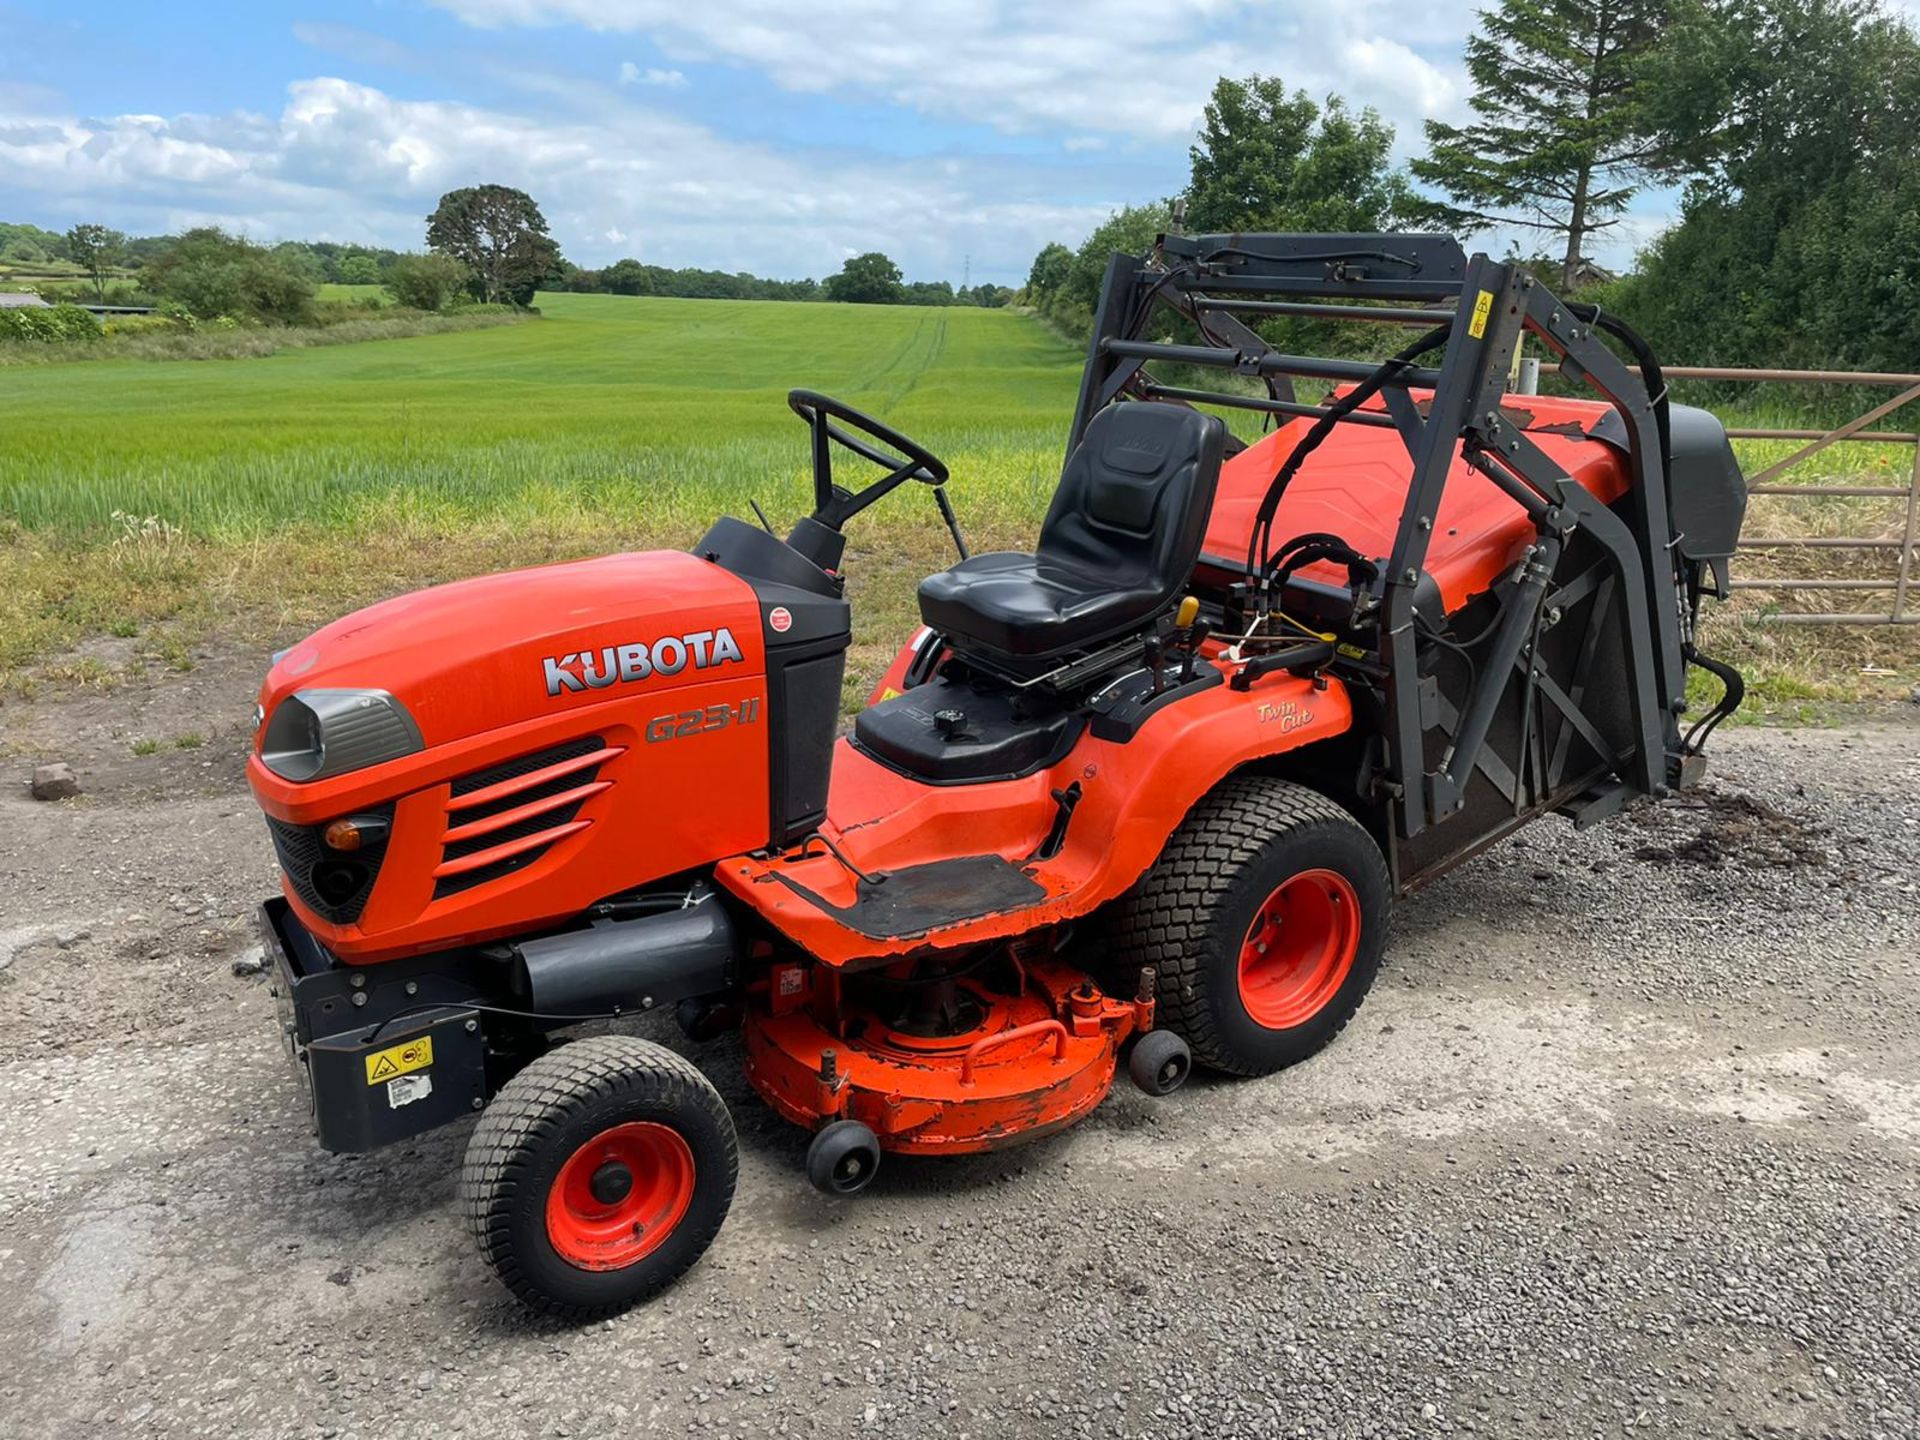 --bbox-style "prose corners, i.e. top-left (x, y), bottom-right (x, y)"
top-left (259, 689), bottom-right (422, 782)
